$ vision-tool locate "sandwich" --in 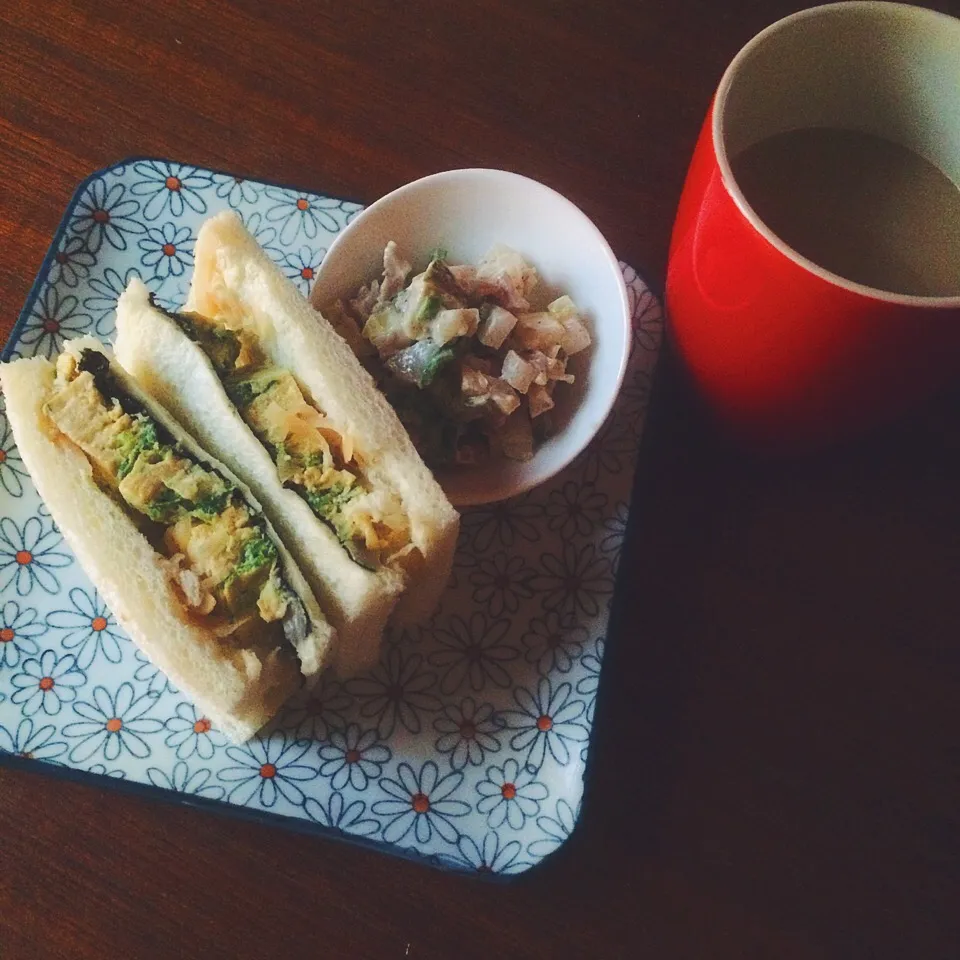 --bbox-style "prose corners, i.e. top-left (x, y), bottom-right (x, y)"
top-left (114, 211), bottom-right (460, 675)
top-left (0, 336), bottom-right (335, 742)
